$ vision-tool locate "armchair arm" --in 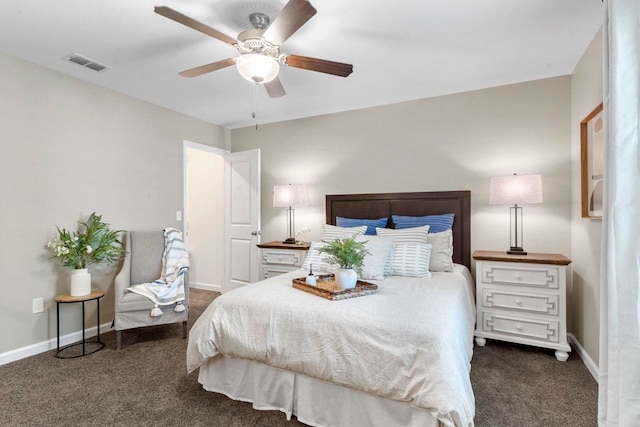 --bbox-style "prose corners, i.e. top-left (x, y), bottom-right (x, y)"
top-left (183, 270), bottom-right (189, 304)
